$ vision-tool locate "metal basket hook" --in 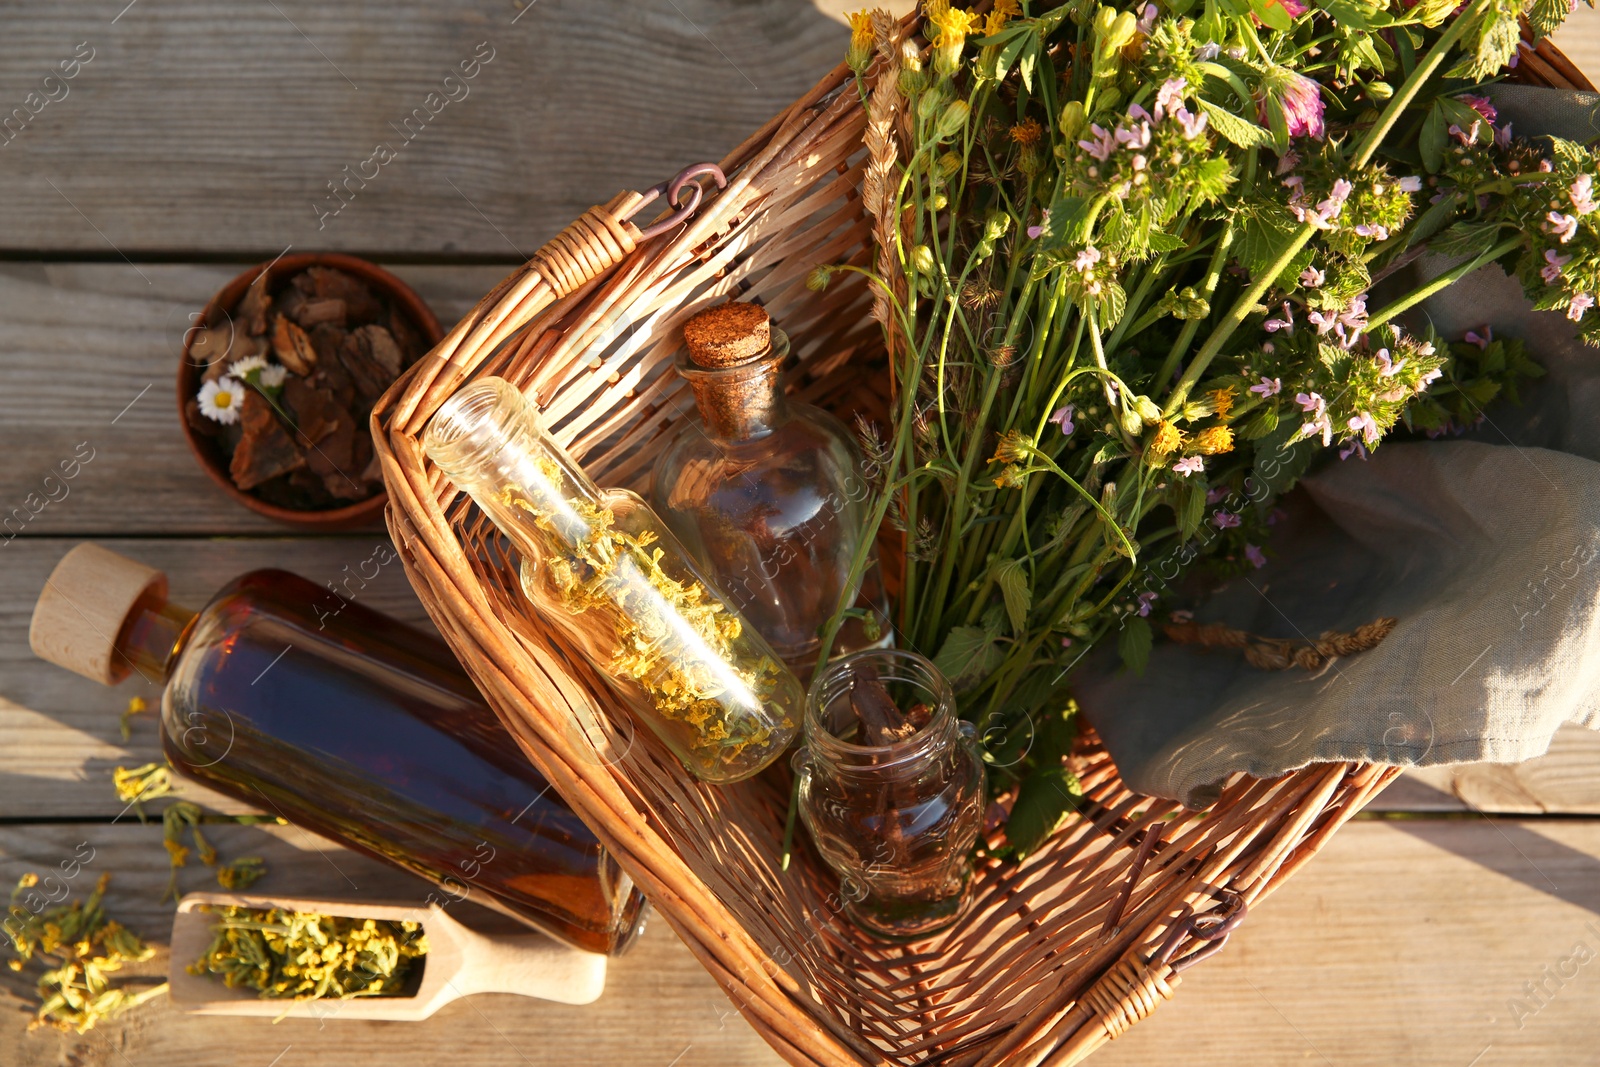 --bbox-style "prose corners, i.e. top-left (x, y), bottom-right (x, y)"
top-left (627, 162), bottom-right (728, 240)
